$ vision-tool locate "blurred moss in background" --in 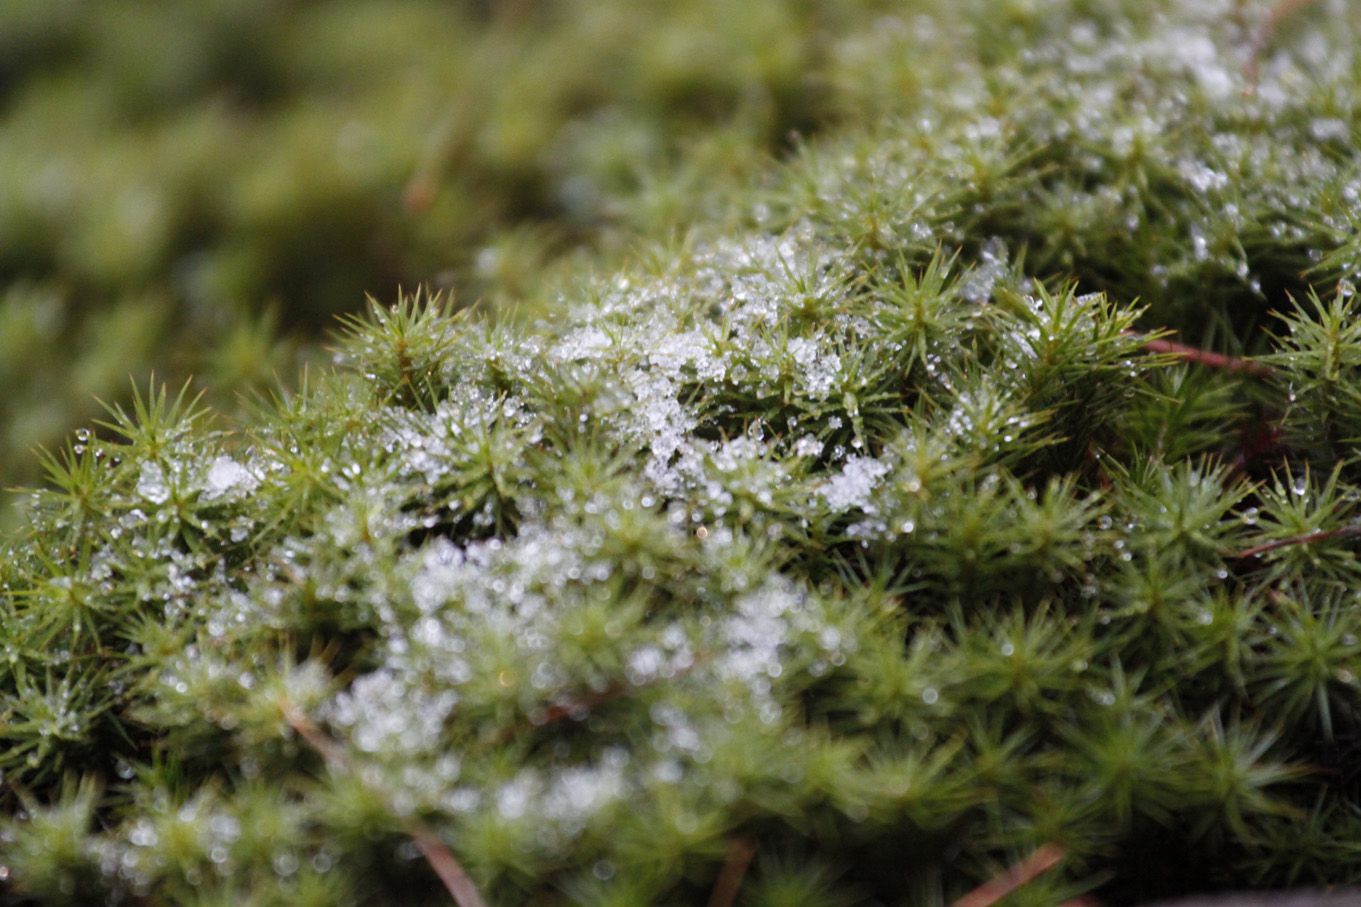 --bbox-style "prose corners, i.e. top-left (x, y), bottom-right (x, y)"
top-left (0, 0), bottom-right (939, 528)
